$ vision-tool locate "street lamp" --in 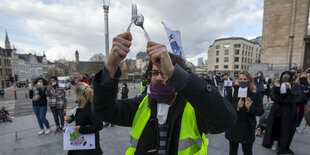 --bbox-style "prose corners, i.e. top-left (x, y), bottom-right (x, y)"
top-left (103, 0), bottom-right (110, 63)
